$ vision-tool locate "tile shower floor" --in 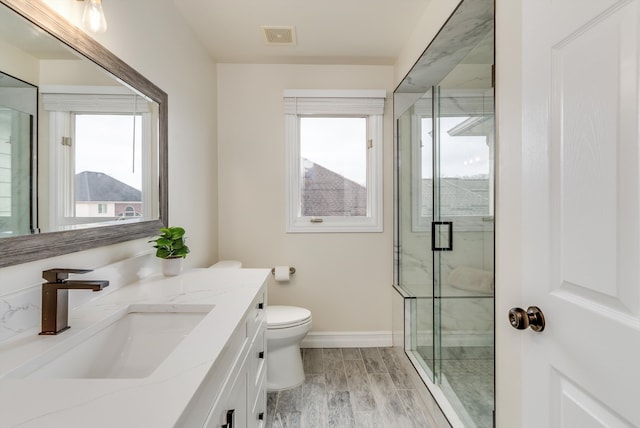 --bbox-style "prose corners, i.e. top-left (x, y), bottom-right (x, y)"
top-left (265, 347), bottom-right (445, 428)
